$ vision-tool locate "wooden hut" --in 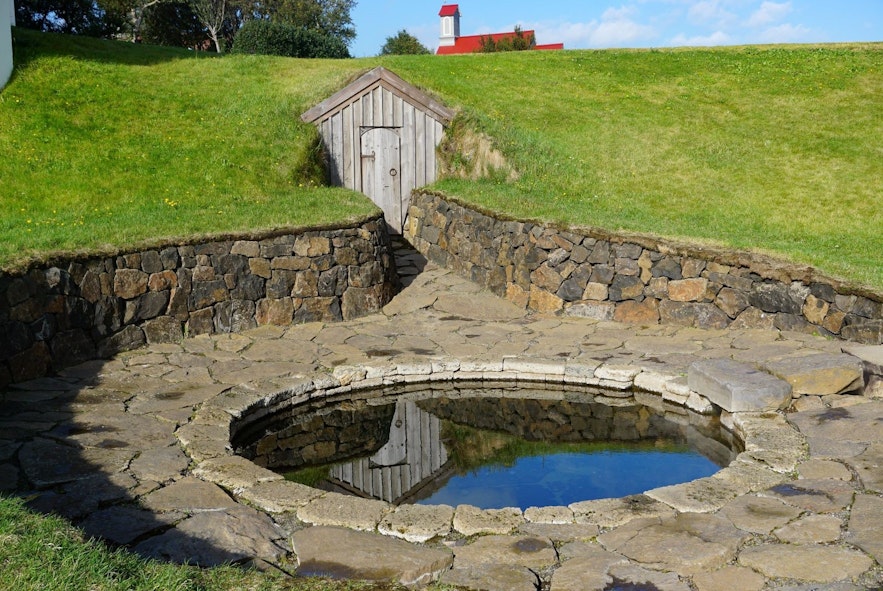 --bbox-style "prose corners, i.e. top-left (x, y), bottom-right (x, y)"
top-left (302, 67), bottom-right (455, 233)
